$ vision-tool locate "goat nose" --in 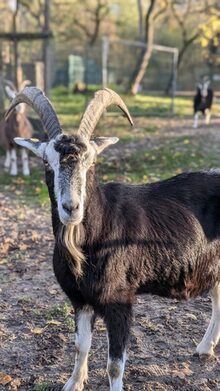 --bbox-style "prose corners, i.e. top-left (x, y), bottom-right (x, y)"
top-left (62, 202), bottom-right (79, 214)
